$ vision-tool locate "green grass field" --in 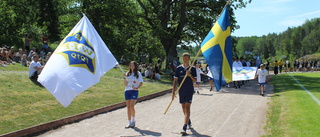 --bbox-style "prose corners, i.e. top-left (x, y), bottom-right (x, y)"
top-left (264, 72), bottom-right (320, 137)
top-left (0, 65), bottom-right (172, 135)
